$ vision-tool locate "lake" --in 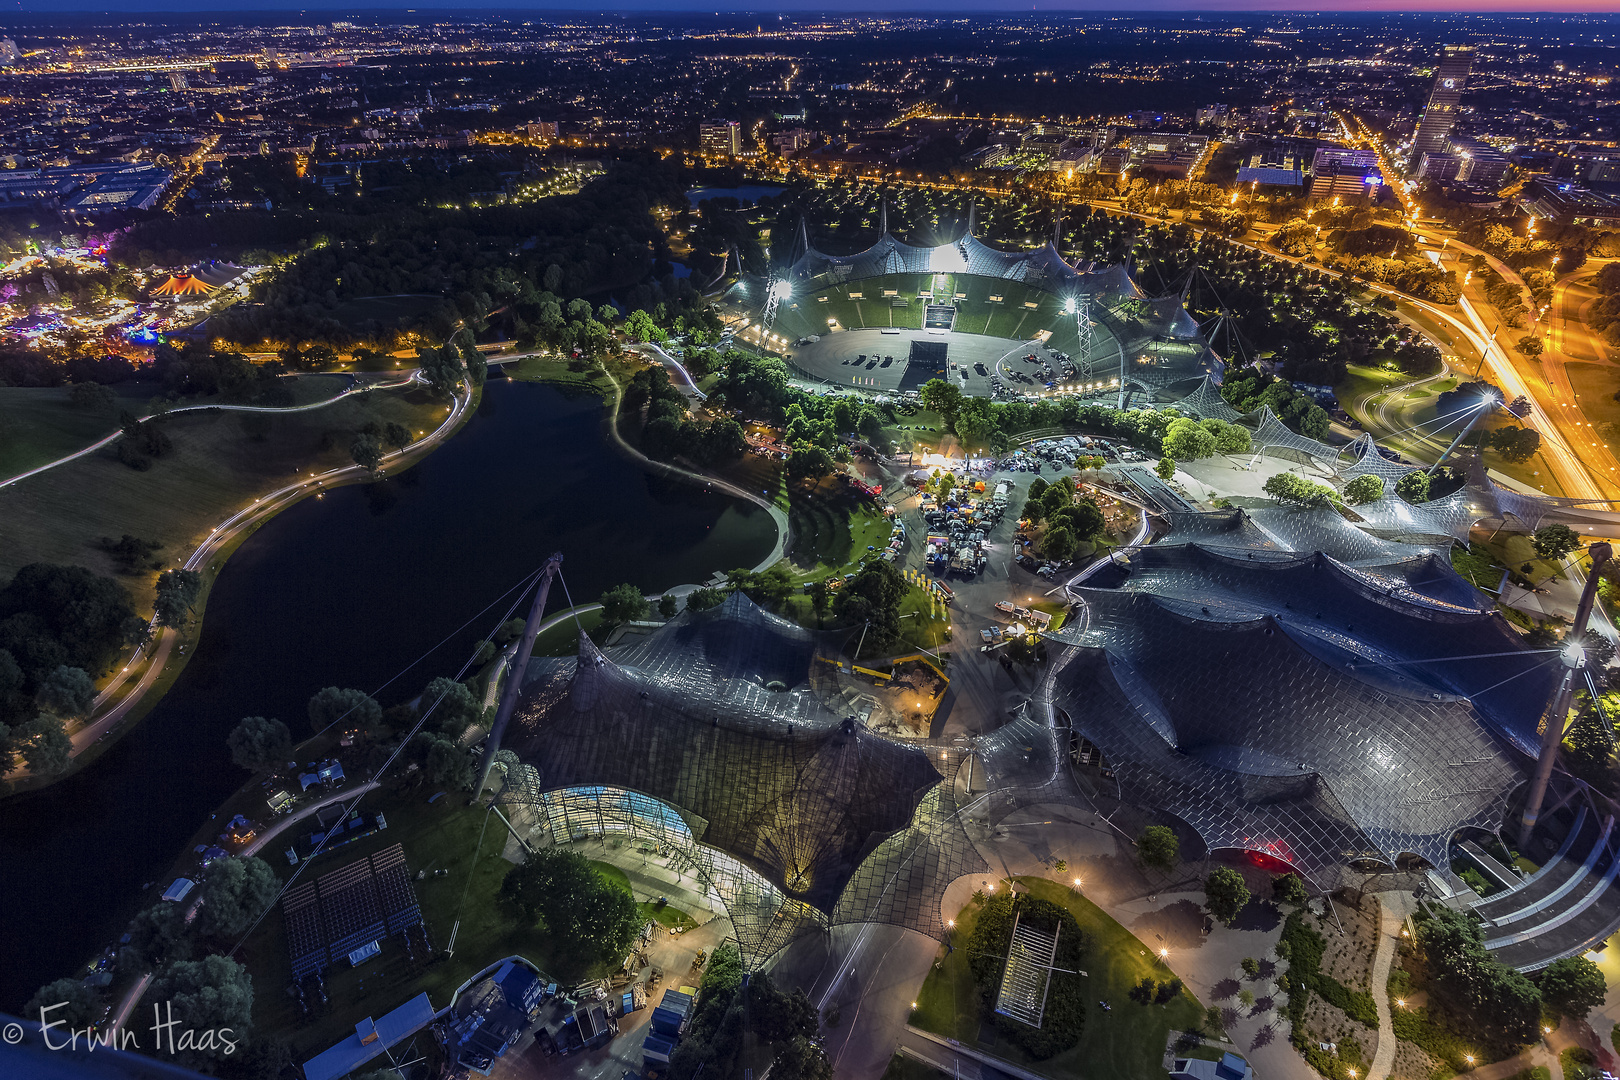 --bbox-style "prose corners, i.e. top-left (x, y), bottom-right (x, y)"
top-left (0, 378), bottom-right (775, 1009)
top-left (686, 184), bottom-right (789, 206)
